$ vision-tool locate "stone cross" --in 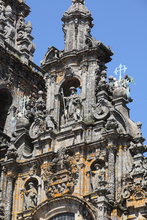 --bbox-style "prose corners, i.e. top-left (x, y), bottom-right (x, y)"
top-left (114, 64), bottom-right (127, 80)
